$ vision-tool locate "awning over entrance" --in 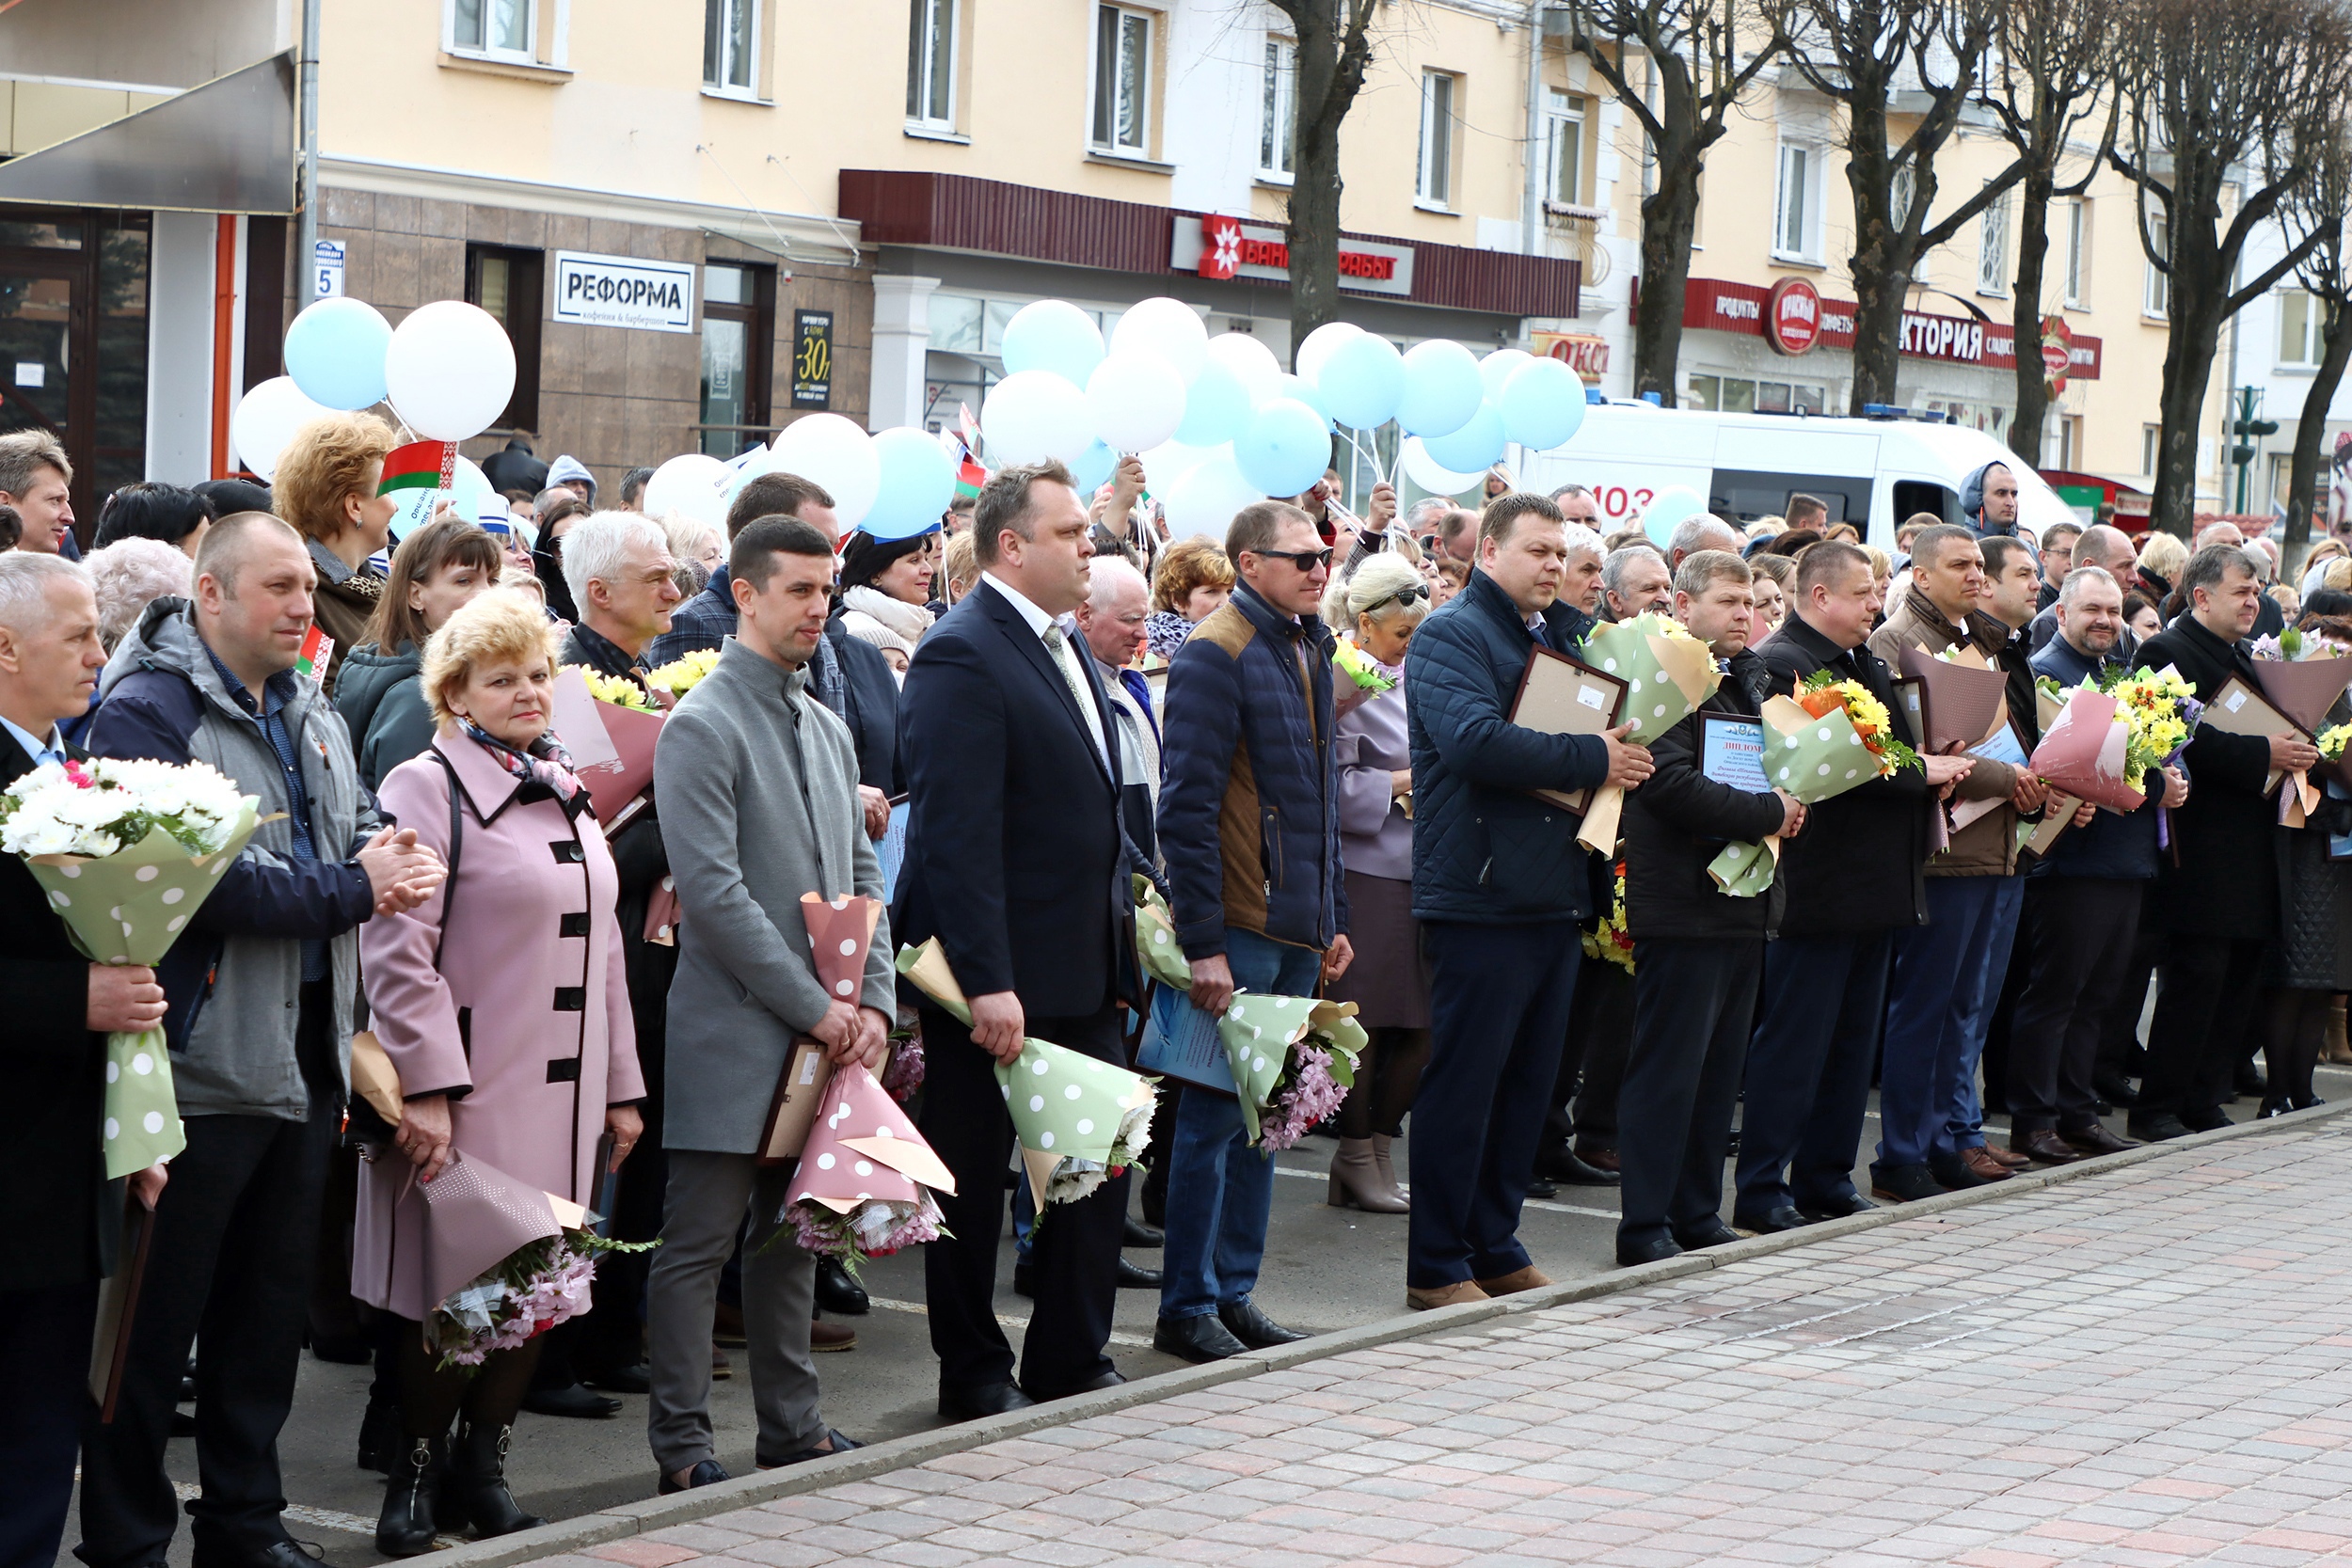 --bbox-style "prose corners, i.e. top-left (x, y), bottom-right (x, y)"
top-left (0, 53), bottom-right (296, 214)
